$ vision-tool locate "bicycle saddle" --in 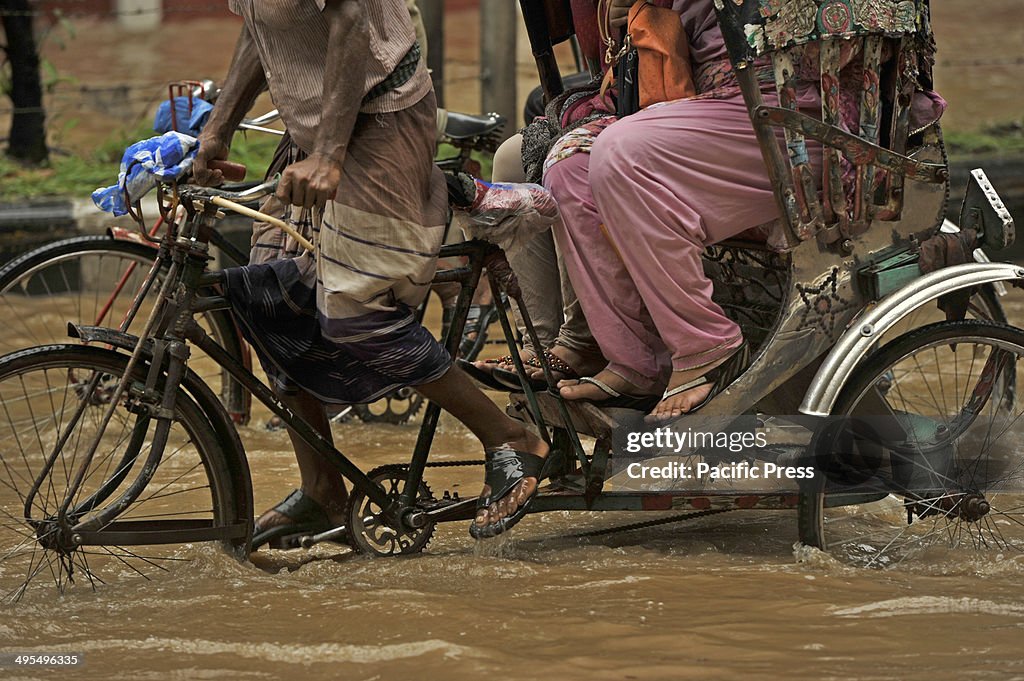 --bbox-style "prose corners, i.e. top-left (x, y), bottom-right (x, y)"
top-left (443, 111), bottom-right (506, 142)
